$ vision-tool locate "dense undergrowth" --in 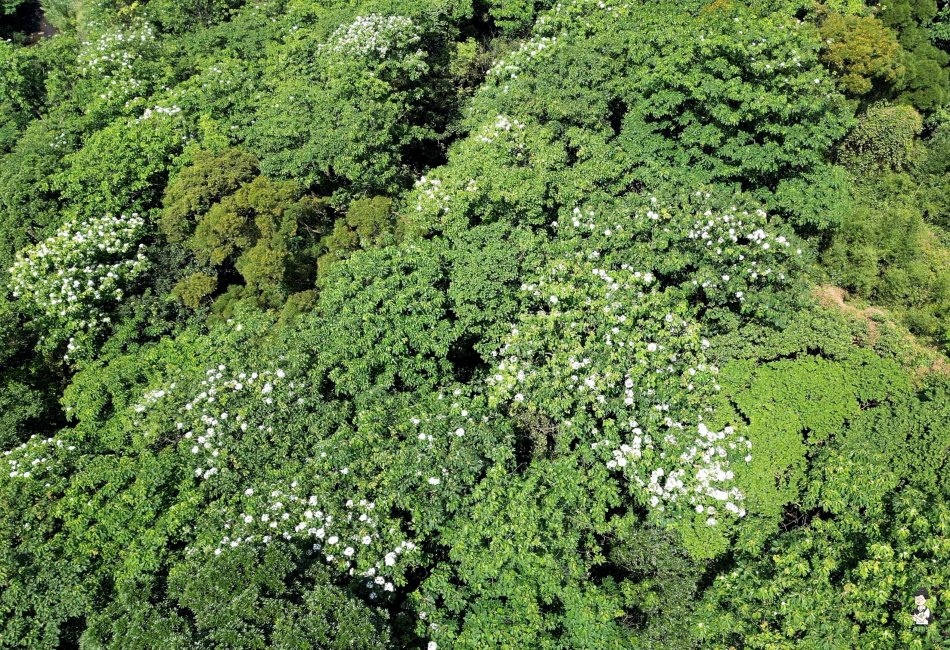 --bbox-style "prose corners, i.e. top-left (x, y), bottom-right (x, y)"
top-left (0, 0), bottom-right (949, 647)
